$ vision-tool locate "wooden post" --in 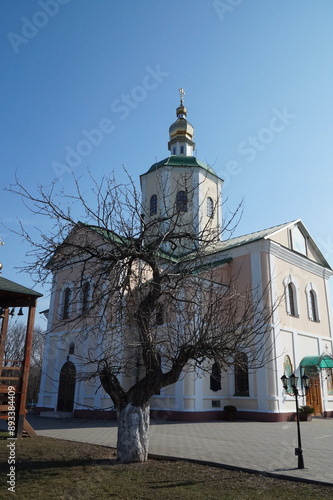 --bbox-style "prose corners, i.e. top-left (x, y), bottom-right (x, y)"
top-left (0, 308), bottom-right (9, 369)
top-left (16, 301), bottom-right (36, 438)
